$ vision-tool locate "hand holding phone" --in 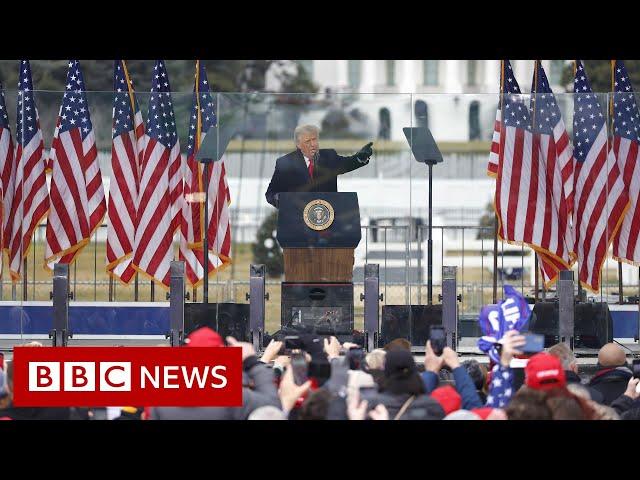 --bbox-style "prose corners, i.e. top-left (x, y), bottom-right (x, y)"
top-left (284, 336), bottom-right (304, 355)
top-left (632, 359), bottom-right (640, 395)
top-left (518, 333), bottom-right (545, 354)
top-left (290, 353), bottom-right (308, 386)
top-left (346, 347), bottom-right (364, 370)
top-left (429, 326), bottom-right (446, 356)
